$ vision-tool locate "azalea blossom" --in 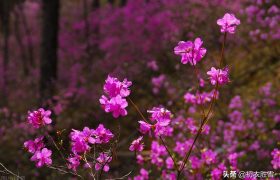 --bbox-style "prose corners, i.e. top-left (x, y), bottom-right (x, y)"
top-left (100, 95), bottom-right (128, 118)
top-left (103, 75), bottom-right (132, 98)
top-left (92, 124), bottom-right (114, 144)
top-left (95, 153), bottom-right (112, 172)
top-left (207, 67), bottom-right (229, 85)
top-left (174, 38), bottom-right (206, 65)
top-left (129, 136), bottom-right (144, 152)
top-left (27, 108), bottom-right (52, 128)
top-left (67, 154), bottom-right (81, 171)
top-left (31, 148), bottom-right (52, 167)
top-left (100, 76), bottom-right (132, 118)
top-left (201, 149), bottom-right (217, 165)
top-left (217, 13), bottom-right (240, 34)
top-left (24, 136), bottom-right (45, 153)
